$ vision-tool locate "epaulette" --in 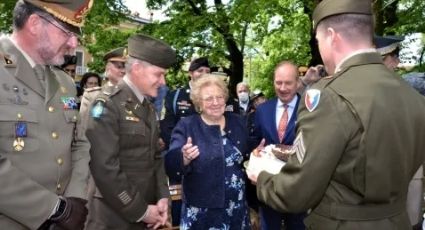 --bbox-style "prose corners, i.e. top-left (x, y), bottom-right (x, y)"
top-left (101, 83), bottom-right (121, 98)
